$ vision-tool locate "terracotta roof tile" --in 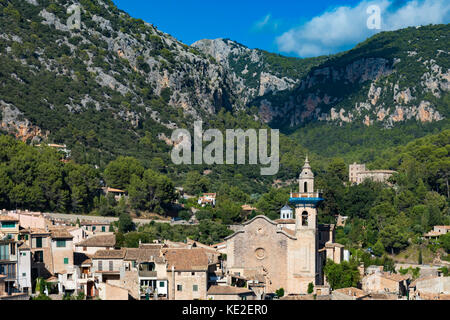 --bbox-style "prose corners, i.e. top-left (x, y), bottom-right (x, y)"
top-left (0, 215), bottom-right (18, 222)
top-left (93, 249), bottom-right (126, 259)
top-left (125, 248), bottom-right (164, 263)
top-left (50, 228), bottom-right (73, 239)
top-left (163, 248), bottom-right (209, 271)
top-left (77, 234), bottom-right (115, 247)
top-left (380, 272), bottom-right (410, 282)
